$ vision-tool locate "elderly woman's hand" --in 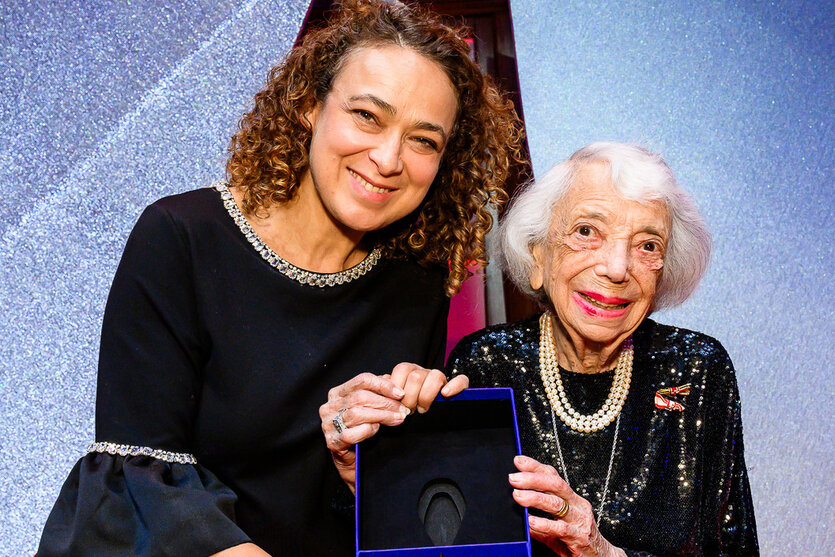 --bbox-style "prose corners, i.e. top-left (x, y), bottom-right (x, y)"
top-left (320, 365), bottom-right (468, 492)
top-left (509, 455), bottom-right (626, 557)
